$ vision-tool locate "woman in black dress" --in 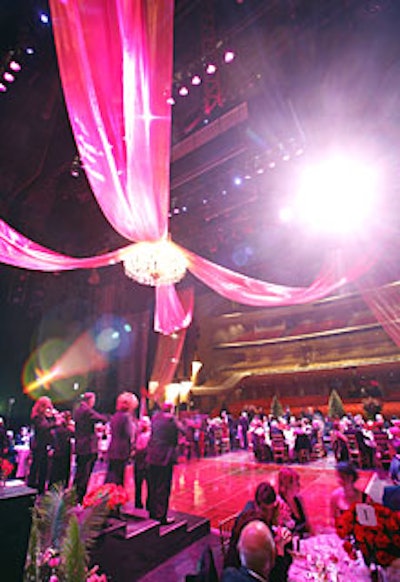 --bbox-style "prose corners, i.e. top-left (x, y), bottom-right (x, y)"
top-left (27, 396), bottom-right (58, 494)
